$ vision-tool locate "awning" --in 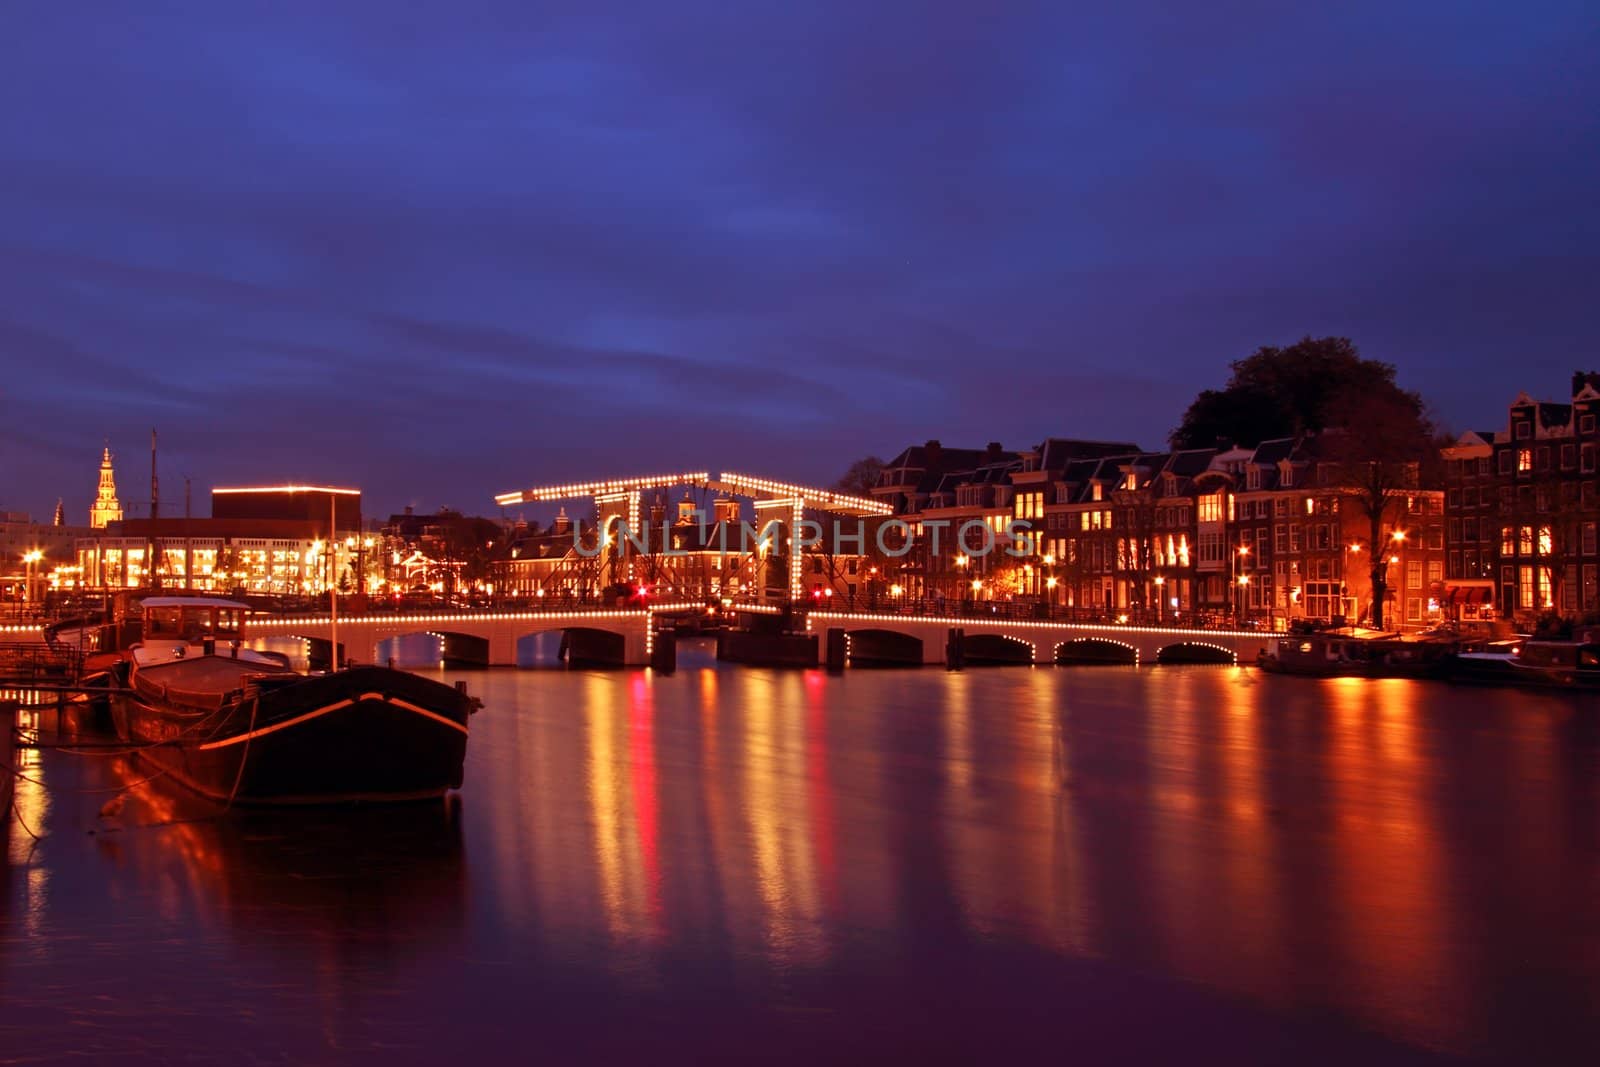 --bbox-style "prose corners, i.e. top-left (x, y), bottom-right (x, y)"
top-left (1443, 585), bottom-right (1494, 605)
